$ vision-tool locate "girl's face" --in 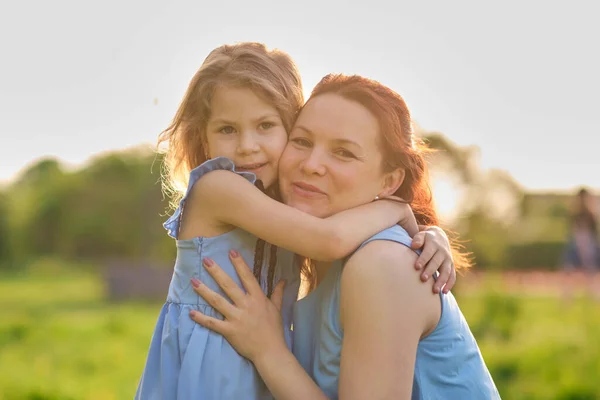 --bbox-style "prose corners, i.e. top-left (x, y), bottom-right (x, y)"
top-left (205, 86), bottom-right (288, 188)
top-left (278, 93), bottom-right (404, 218)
